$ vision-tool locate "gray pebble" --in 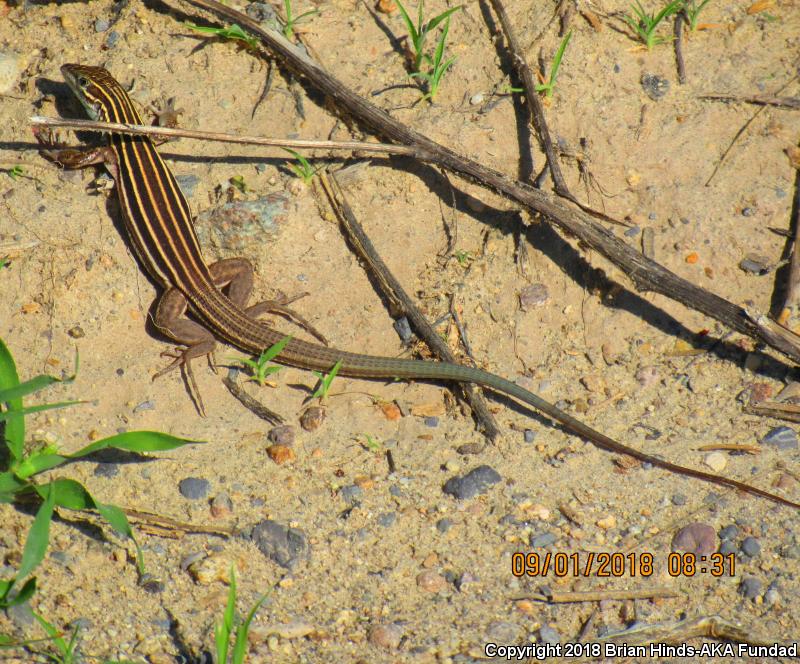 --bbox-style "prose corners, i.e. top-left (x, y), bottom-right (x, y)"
top-left (469, 93), bottom-right (485, 106)
top-left (624, 225), bottom-right (640, 237)
top-left (389, 485), bottom-right (404, 498)
top-left (178, 477), bottom-right (210, 500)
top-left (340, 484), bottom-right (363, 504)
top-left (139, 574), bottom-right (164, 594)
top-left (94, 462), bottom-right (119, 478)
top-left (740, 536), bottom-right (761, 557)
top-left (246, 2), bottom-right (278, 23)
top-left (764, 582), bottom-right (781, 606)
top-left (393, 317), bottom-right (413, 344)
top-left (671, 493), bottom-right (687, 506)
top-left (519, 283), bottom-right (549, 310)
top-left (530, 532), bottom-right (557, 548)
top-left (105, 31), bottom-right (120, 48)
top-left (539, 624), bottom-right (561, 645)
top-left (251, 519), bottom-right (310, 569)
top-left (133, 400), bottom-right (155, 413)
top-left (443, 465), bottom-right (501, 500)
top-left (268, 425), bottom-right (295, 446)
top-left (719, 540), bottom-right (737, 555)
top-left (456, 442), bottom-right (484, 455)
top-left (523, 429), bottom-right (536, 444)
top-left (436, 518), bottom-right (454, 534)
top-left (175, 174), bottom-right (201, 199)
top-left (180, 551), bottom-right (206, 571)
top-left (775, 188), bottom-right (787, 198)
top-left (761, 426), bottom-right (798, 450)
top-left (424, 416), bottom-right (439, 427)
top-left (613, 63), bottom-right (621, 73)
top-left (742, 207), bottom-right (755, 217)
top-left (719, 524), bottom-right (739, 540)
top-left (94, 18), bottom-right (110, 32)
top-left (739, 254), bottom-right (771, 275)
top-left (377, 512), bottom-right (396, 528)
top-left (739, 576), bottom-right (762, 600)
top-left (641, 73), bottom-right (669, 100)
top-left (6, 602), bottom-right (34, 627)
top-left (485, 621), bottom-right (521, 644)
